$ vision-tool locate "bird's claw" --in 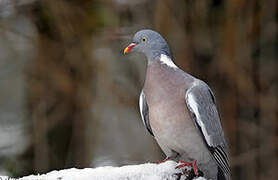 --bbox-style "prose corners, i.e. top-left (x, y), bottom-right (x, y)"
top-left (175, 160), bottom-right (199, 176)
